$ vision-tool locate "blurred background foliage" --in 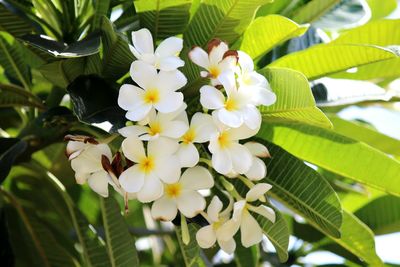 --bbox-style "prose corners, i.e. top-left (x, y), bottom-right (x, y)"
top-left (0, 0), bottom-right (400, 266)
